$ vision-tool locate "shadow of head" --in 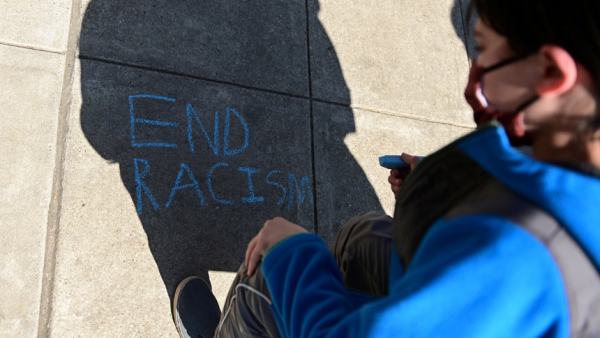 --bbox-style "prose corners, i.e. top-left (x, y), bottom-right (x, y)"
top-left (79, 0), bottom-right (380, 300)
top-left (450, 0), bottom-right (479, 60)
